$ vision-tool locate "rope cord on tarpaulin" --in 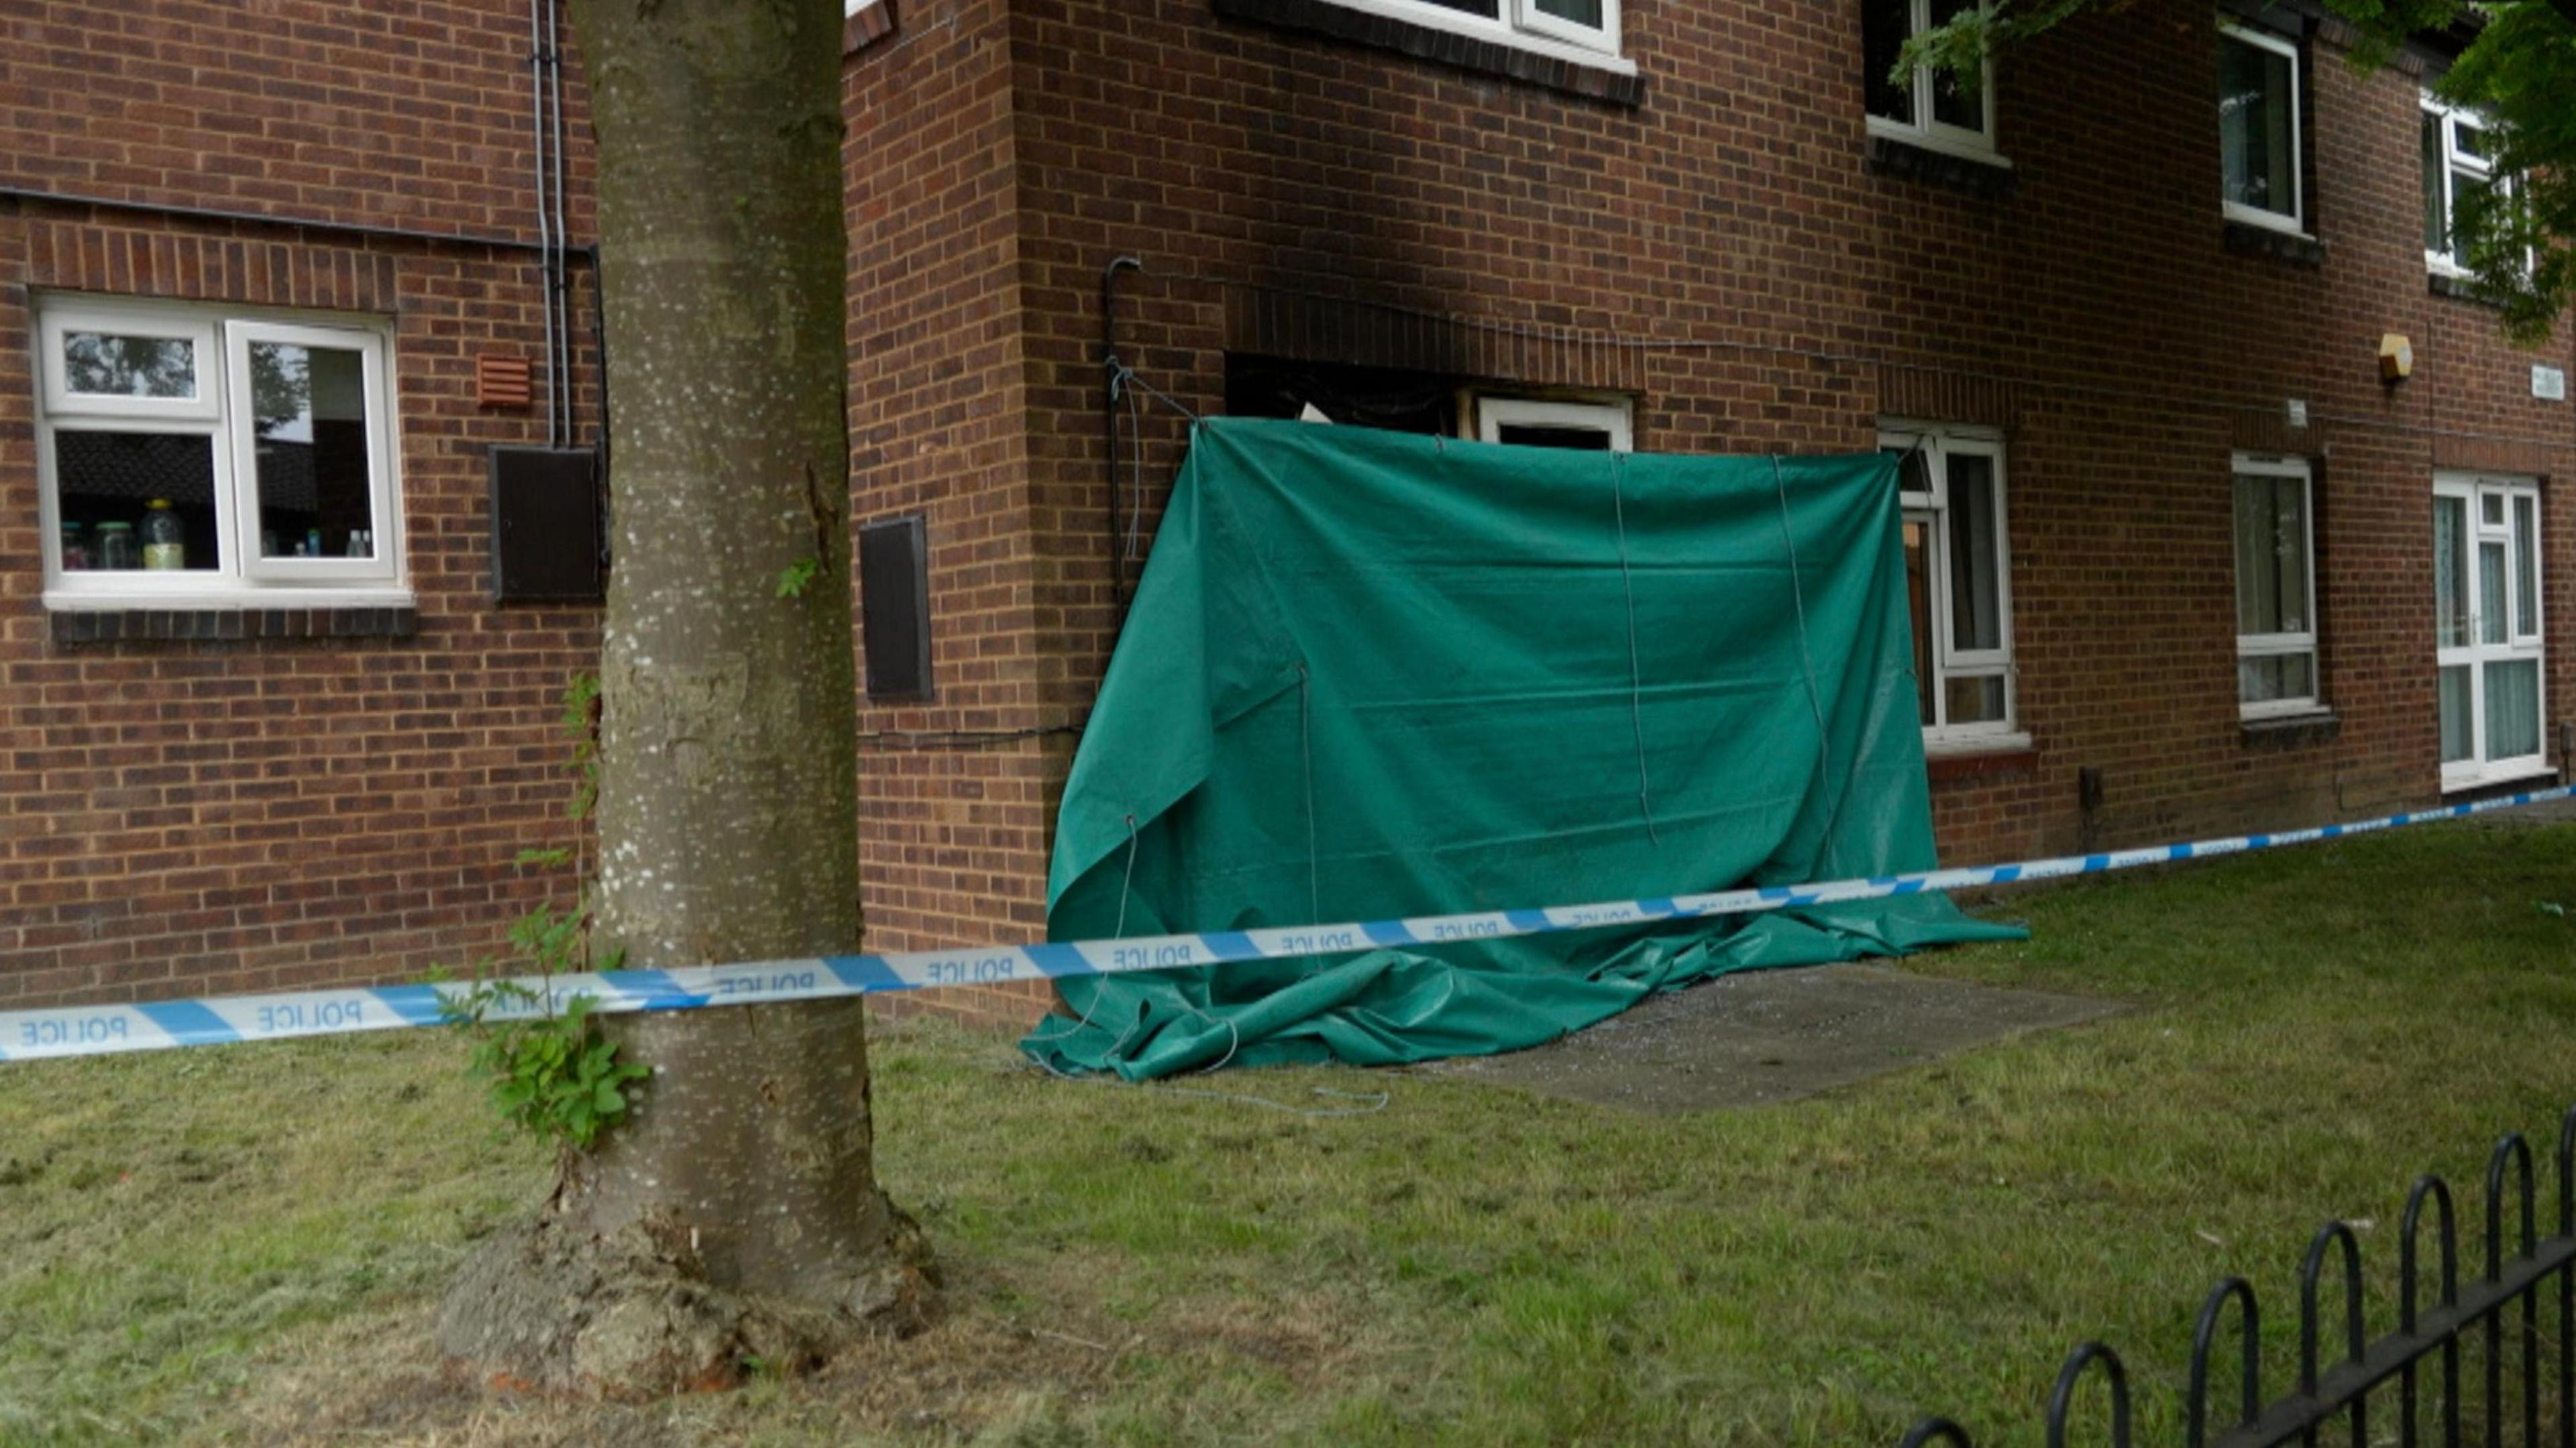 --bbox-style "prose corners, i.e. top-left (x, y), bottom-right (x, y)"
top-left (1609, 449), bottom-right (1661, 846)
top-left (1772, 453), bottom-right (1856, 881)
